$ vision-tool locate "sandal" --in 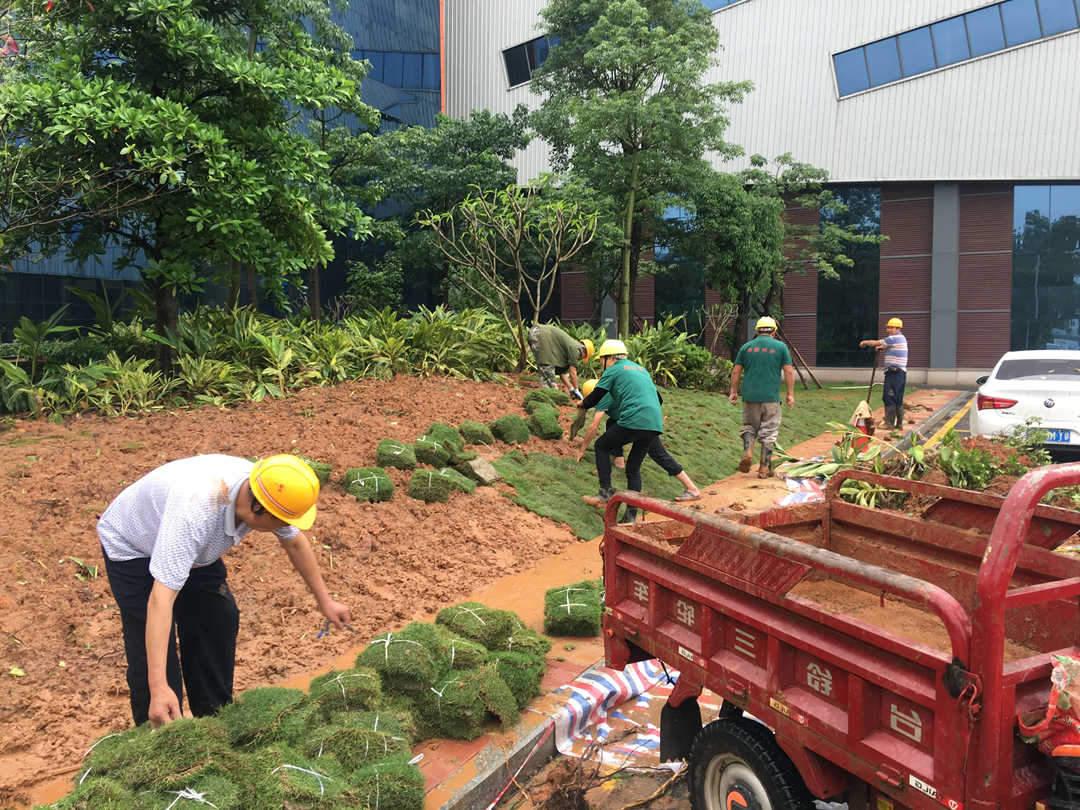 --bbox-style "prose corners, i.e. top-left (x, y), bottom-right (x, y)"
top-left (674, 491), bottom-right (701, 502)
